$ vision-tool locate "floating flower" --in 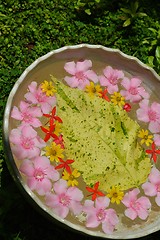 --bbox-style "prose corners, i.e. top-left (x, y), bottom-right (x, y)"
top-left (86, 182), bottom-right (105, 201)
top-left (99, 66), bottom-right (124, 94)
top-left (62, 169), bottom-right (80, 187)
top-left (136, 99), bottom-right (160, 133)
top-left (83, 197), bottom-right (119, 234)
top-left (122, 188), bottom-right (151, 220)
top-left (9, 125), bottom-right (46, 160)
top-left (45, 142), bottom-right (64, 162)
top-left (11, 101), bottom-right (42, 127)
top-left (142, 167), bottom-right (160, 206)
top-left (24, 81), bottom-right (56, 114)
top-left (138, 129), bottom-right (153, 146)
top-left (99, 88), bottom-right (110, 102)
top-left (20, 156), bottom-right (59, 195)
top-left (154, 134), bottom-right (160, 146)
top-left (64, 60), bottom-right (98, 89)
top-left (45, 179), bottom-right (83, 218)
top-left (85, 82), bottom-right (102, 97)
top-left (111, 92), bottom-right (125, 107)
top-left (120, 77), bottom-right (149, 103)
top-left (123, 103), bottom-right (131, 112)
top-left (55, 158), bottom-right (74, 174)
top-left (107, 186), bottom-right (124, 204)
top-left (41, 80), bottom-right (56, 96)
top-left (146, 142), bottom-right (160, 163)
top-left (41, 119), bottom-right (57, 142)
top-left (43, 106), bottom-right (62, 125)
top-left (53, 134), bottom-right (65, 148)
